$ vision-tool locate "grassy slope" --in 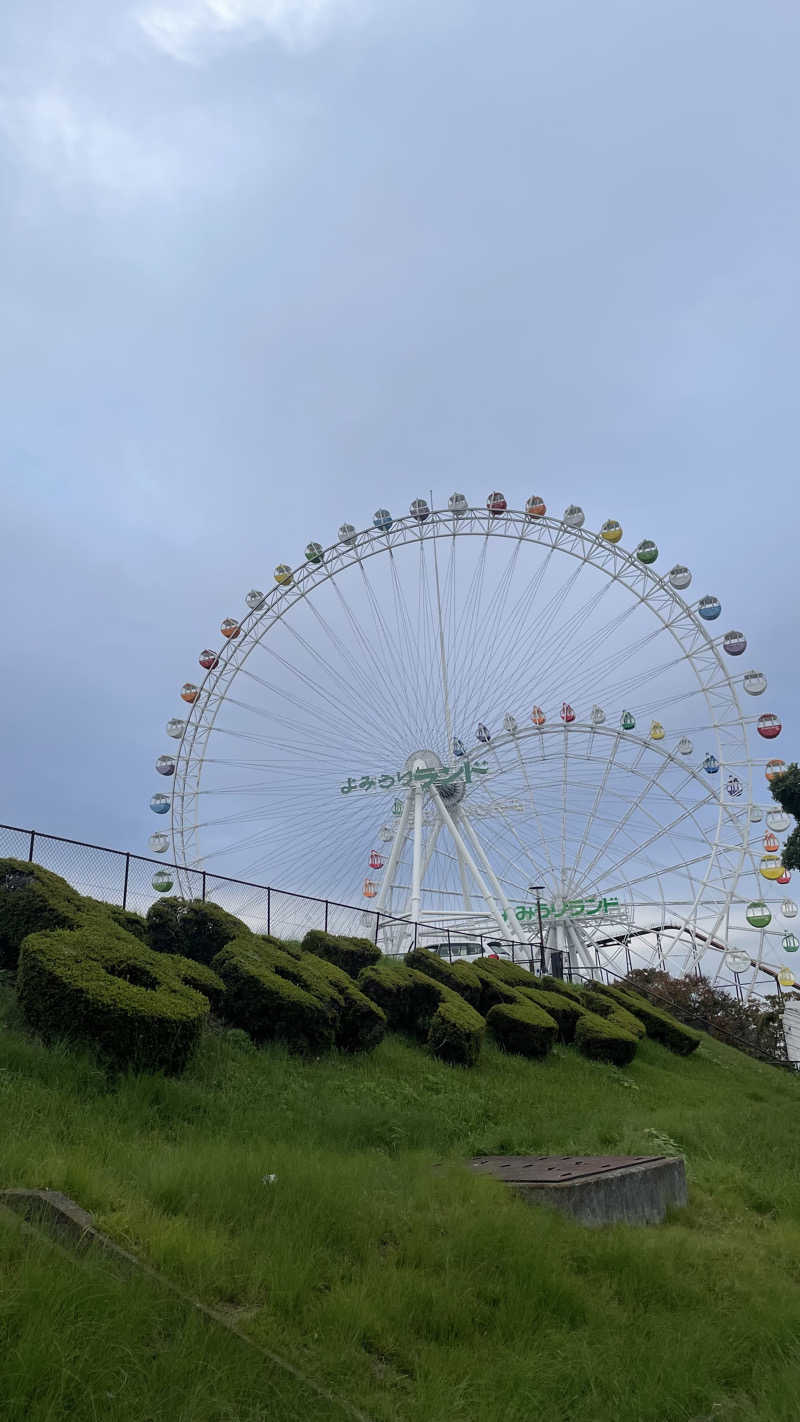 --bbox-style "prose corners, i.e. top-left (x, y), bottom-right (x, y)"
top-left (2, 977), bottom-right (800, 1422)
